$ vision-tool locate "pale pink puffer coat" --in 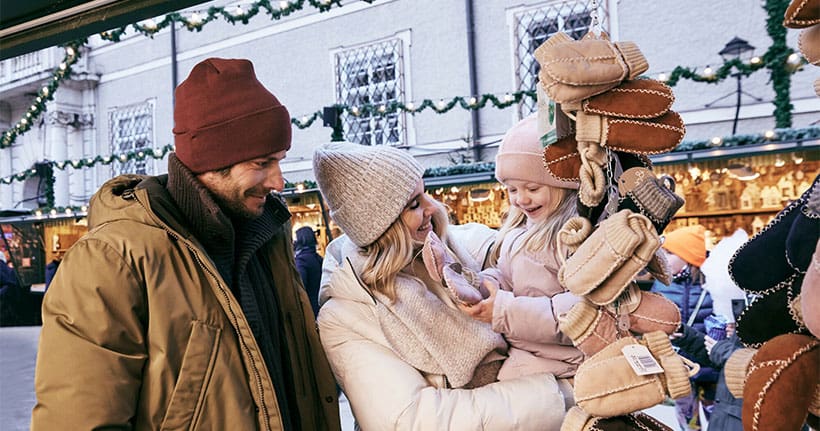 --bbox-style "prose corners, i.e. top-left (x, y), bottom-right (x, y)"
top-left (484, 226), bottom-right (585, 379)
